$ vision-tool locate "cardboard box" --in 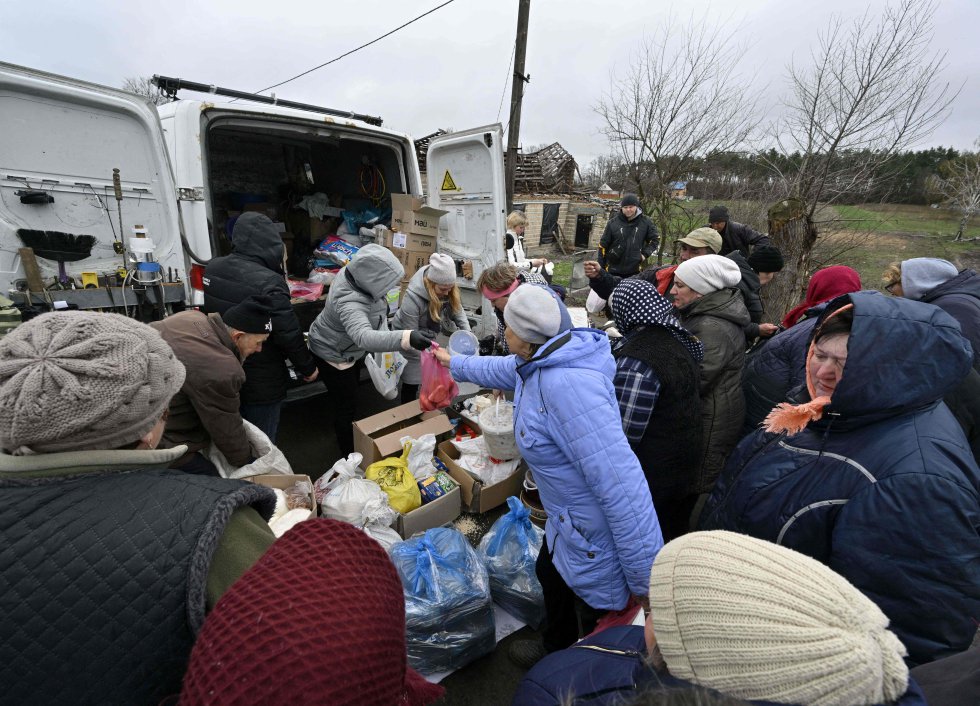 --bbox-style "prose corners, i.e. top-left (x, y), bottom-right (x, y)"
top-left (353, 401), bottom-right (454, 467)
top-left (437, 440), bottom-right (526, 514)
top-left (247, 473), bottom-right (318, 517)
top-left (390, 193), bottom-right (448, 237)
top-left (395, 475), bottom-right (462, 539)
